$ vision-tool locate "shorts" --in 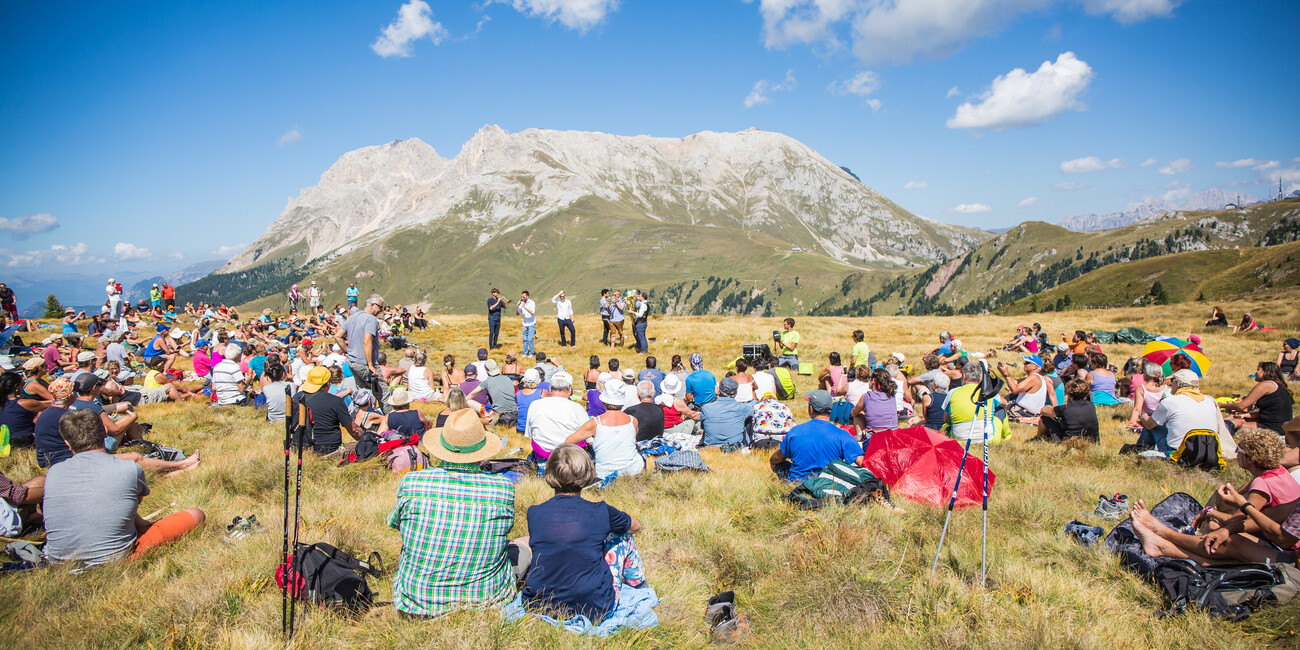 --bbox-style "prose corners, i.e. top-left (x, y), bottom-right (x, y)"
top-left (141, 386), bottom-right (170, 404)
